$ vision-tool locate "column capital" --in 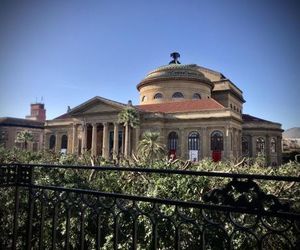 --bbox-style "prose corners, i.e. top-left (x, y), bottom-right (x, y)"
top-left (91, 122), bottom-right (98, 127)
